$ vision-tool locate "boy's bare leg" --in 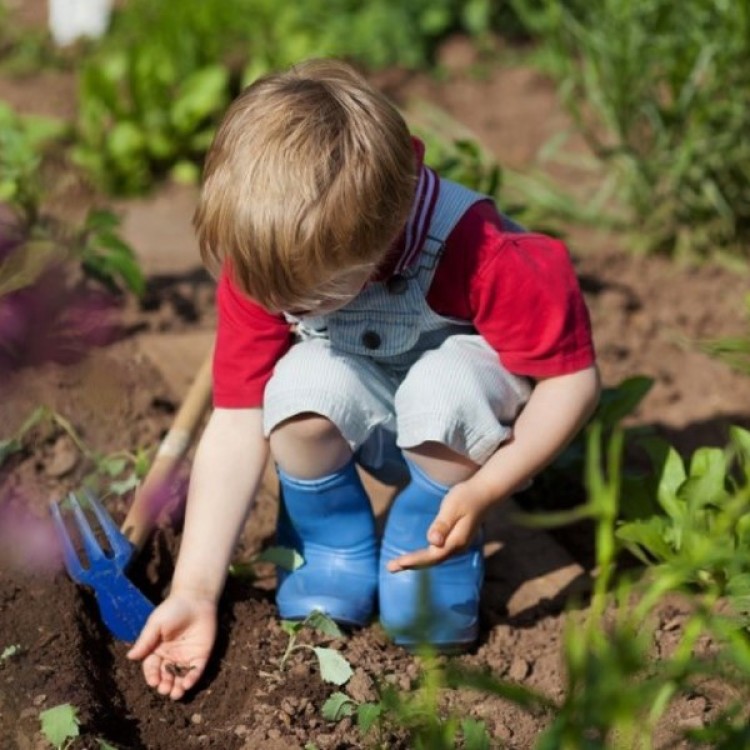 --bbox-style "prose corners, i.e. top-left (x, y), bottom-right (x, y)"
top-left (403, 442), bottom-right (478, 487)
top-left (269, 413), bottom-right (352, 478)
